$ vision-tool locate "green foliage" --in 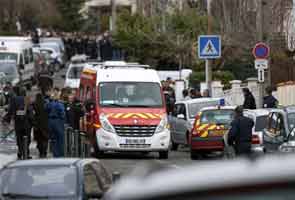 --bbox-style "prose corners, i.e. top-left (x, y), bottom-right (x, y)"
top-left (113, 9), bottom-right (207, 68)
top-left (189, 70), bottom-right (235, 88)
top-left (56, 0), bottom-right (85, 31)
